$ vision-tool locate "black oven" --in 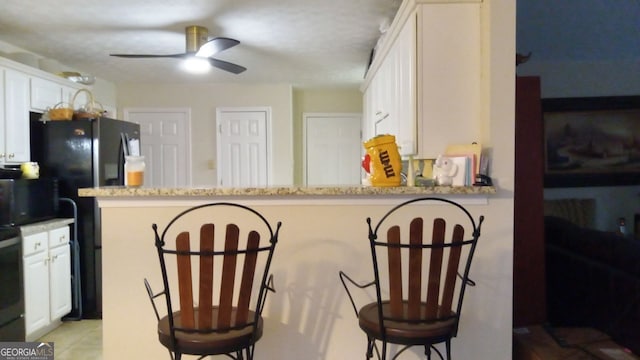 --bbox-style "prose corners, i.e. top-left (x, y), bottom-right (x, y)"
top-left (0, 227), bottom-right (24, 341)
top-left (0, 178), bottom-right (58, 227)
